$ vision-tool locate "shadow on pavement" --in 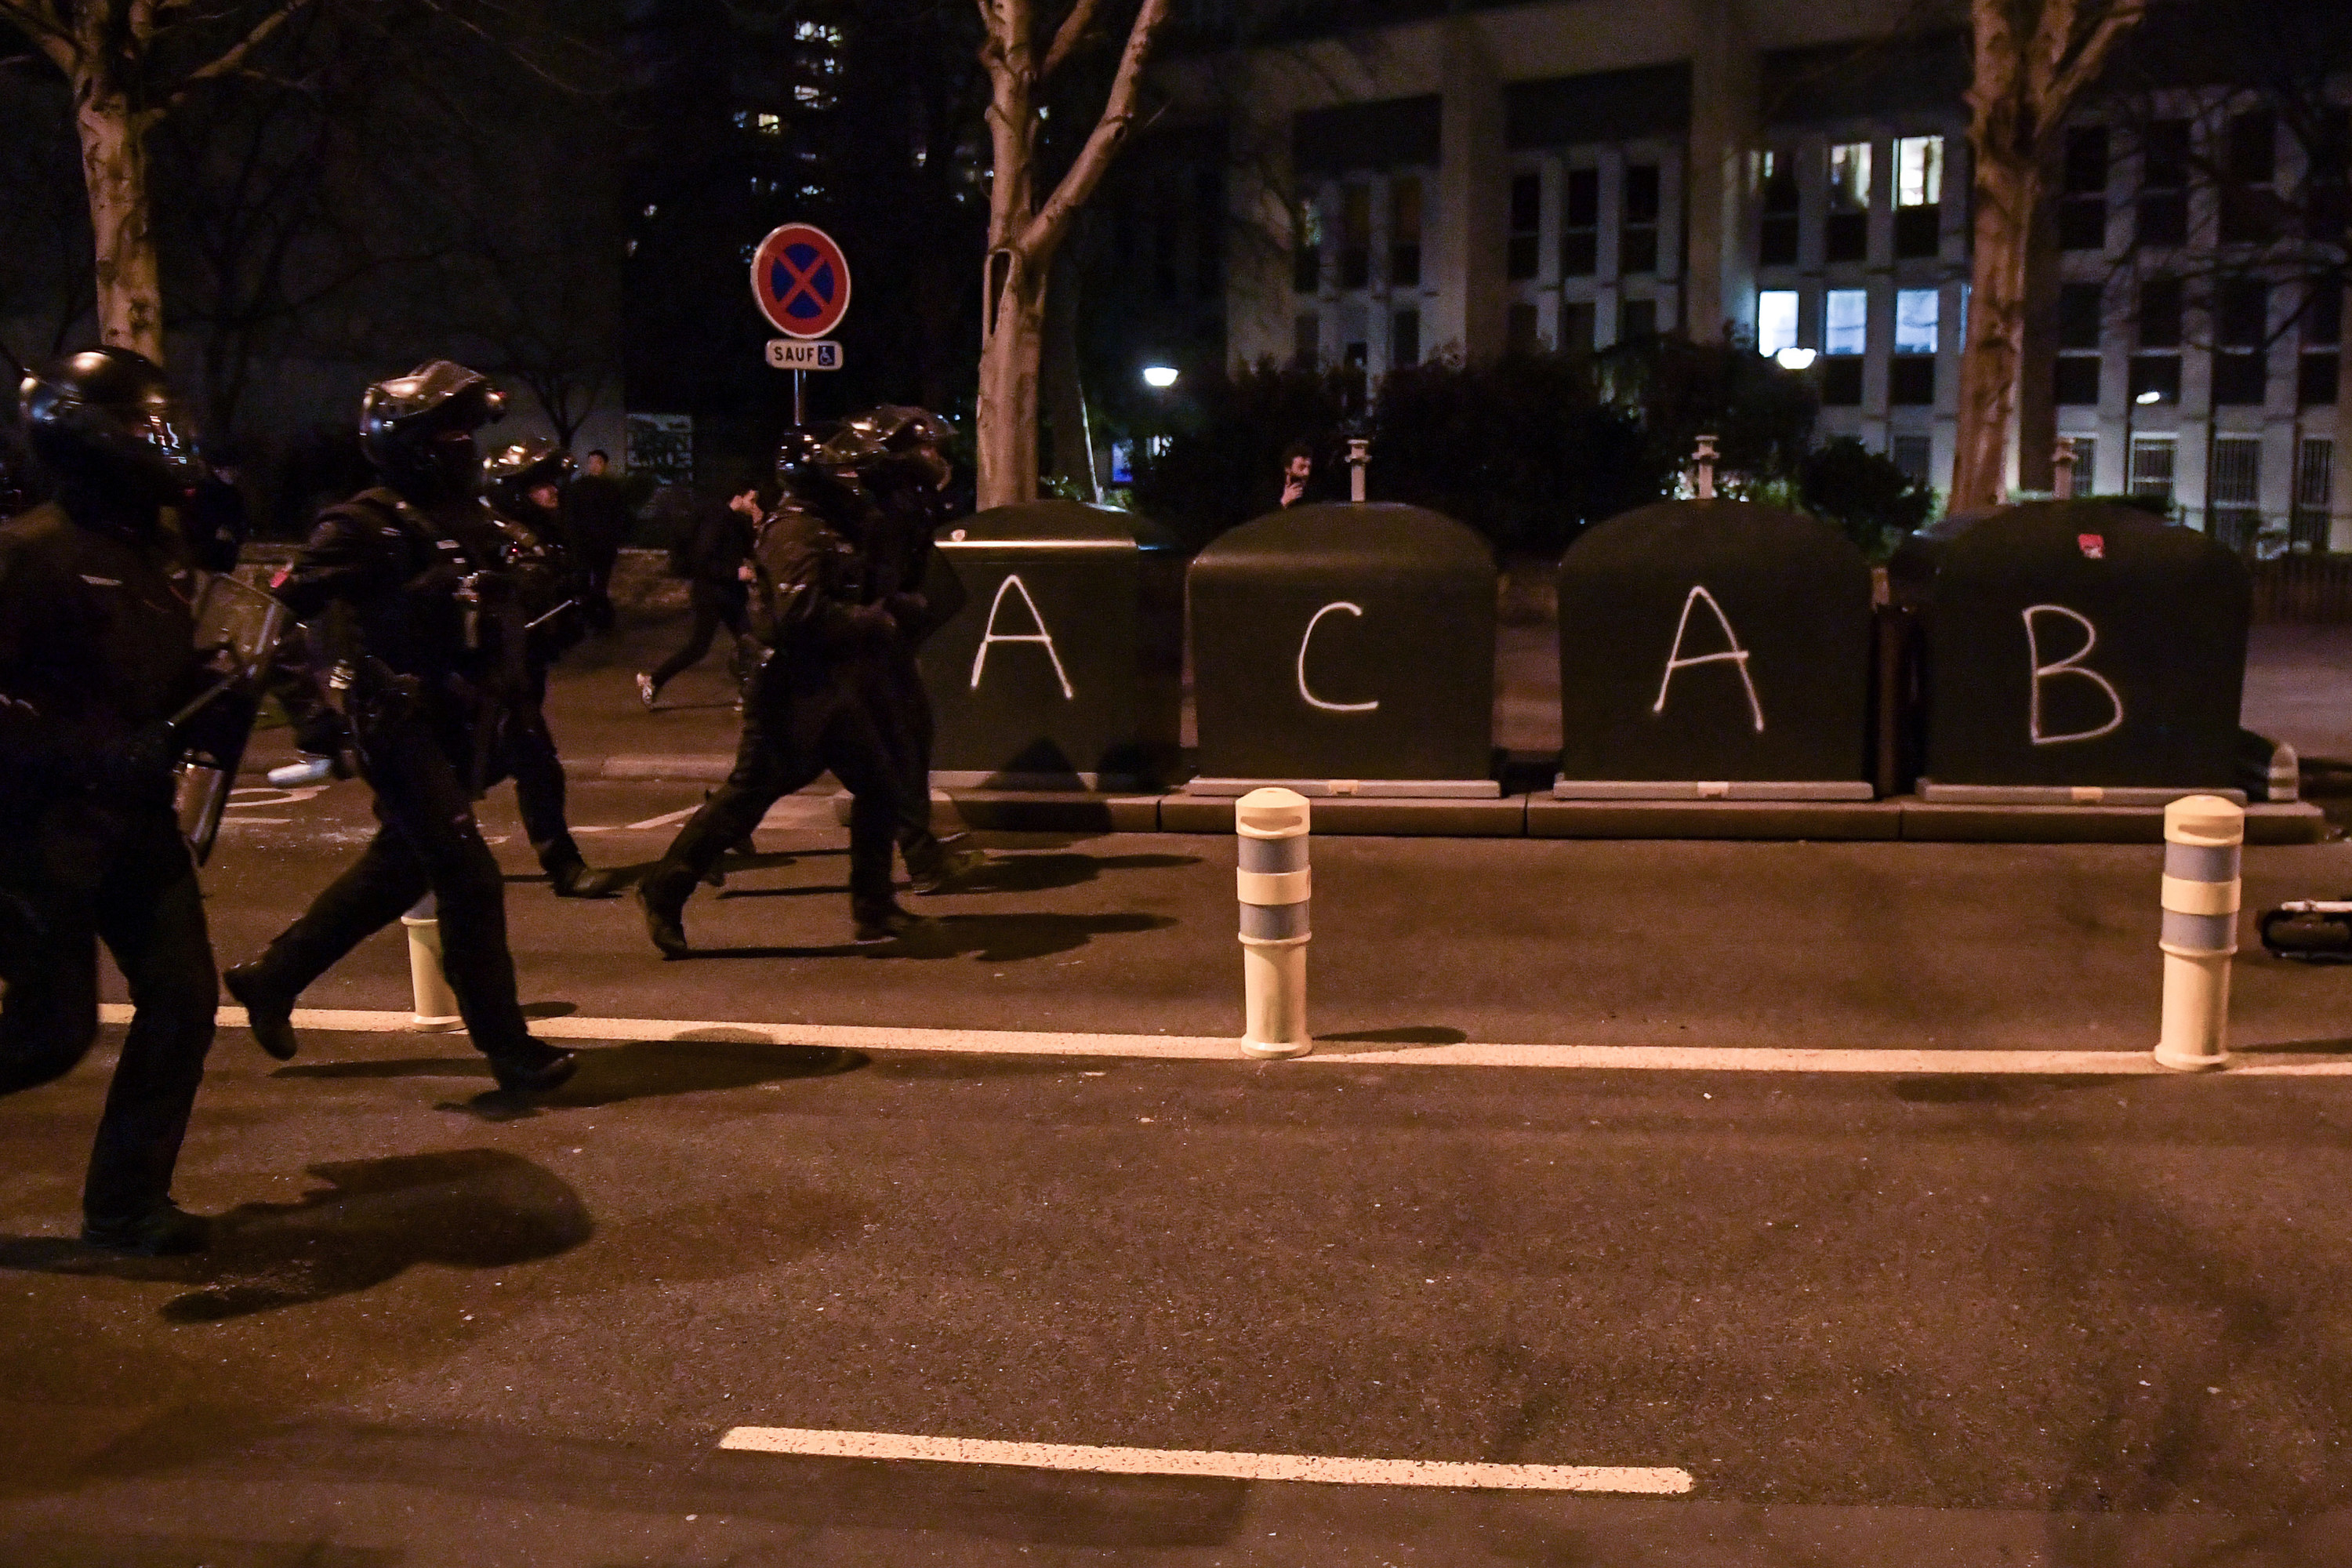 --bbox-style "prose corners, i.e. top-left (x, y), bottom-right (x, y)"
top-left (278, 1038), bottom-right (864, 1114)
top-left (1316, 1025), bottom-right (1472, 1047)
top-left (0, 1149), bottom-right (590, 1323)
top-left (0, 1532), bottom-right (397, 1567)
top-left (685, 909), bottom-right (1176, 964)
